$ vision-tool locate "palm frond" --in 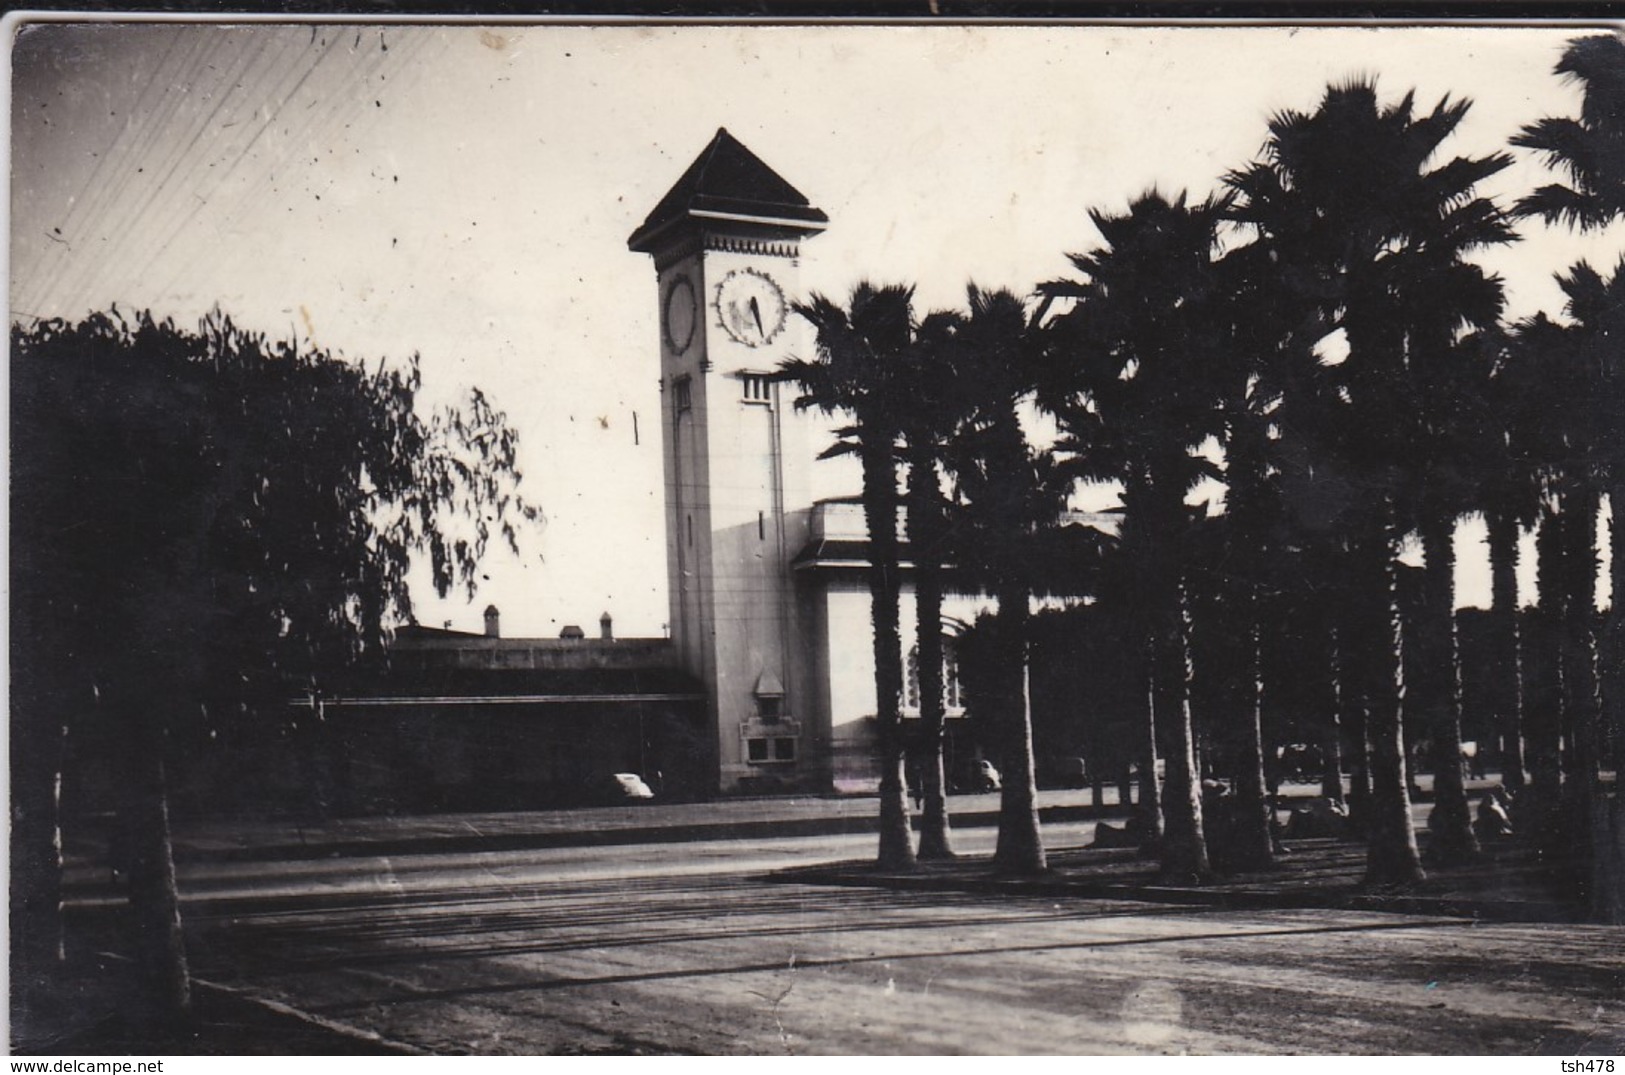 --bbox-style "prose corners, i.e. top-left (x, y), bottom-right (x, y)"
top-left (1405, 93), bottom-right (1472, 165)
top-left (1514, 184), bottom-right (1620, 230)
top-left (1557, 259), bottom-right (1612, 324)
top-left (1513, 117), bottom-right (1606, 183)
